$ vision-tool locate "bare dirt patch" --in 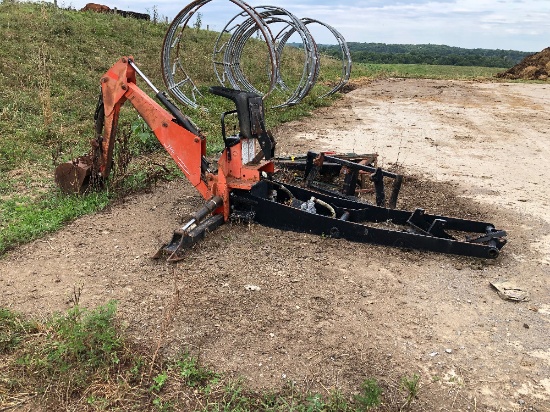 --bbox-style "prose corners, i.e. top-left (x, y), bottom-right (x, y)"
top-left (2, 79), bottom-right (550, 411)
